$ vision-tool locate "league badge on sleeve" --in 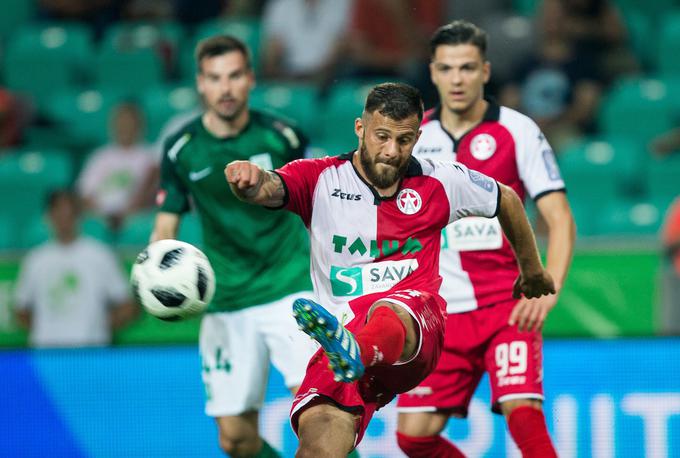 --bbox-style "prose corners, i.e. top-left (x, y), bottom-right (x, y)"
top-left (542, 149), bottom-right (562, 181)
